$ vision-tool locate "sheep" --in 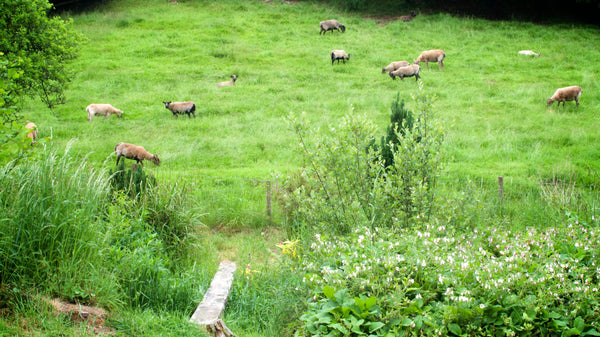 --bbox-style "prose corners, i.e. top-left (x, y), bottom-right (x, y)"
top-left (319, 19), bottom-right (345, 35)
top-left (86, 103), bottom-right (123, 122)
top-left (414, 49), bottom-right (446, 70)
top-left (389, 64), bottom-right (421, 81)
top-left (547, 86), bottom-right (582, 107)
top-left (518, 50), bottom-right (541, 57)
top-left (399, 11), bottom-right (417, 22)
top-left (25, 122), bottom-right (37, 145)
top-left (115, 142), bottom-right (160, 166)
top-left (217, 74), bottom-right (238, 88)
top-left (382, 61), bottom-right (410, 74)
top-left (331, 50), bottom-right (350, 65)
top-left (163, 101), bottom-right (196, 118)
